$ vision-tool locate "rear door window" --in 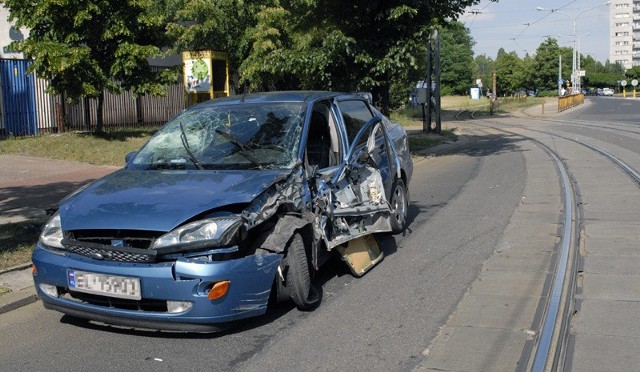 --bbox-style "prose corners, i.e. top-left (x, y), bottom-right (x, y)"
top-left (337, 100), bottom-right (374, 144)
